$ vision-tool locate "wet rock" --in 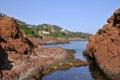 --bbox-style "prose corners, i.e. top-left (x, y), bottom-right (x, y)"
top-left (84, 8), bottom-right (120, 80)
